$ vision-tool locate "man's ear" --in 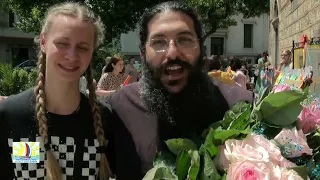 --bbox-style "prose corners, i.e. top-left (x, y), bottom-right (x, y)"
top-left (40, 33), bottom-right (46, 53)
top-left (140, 48), bottom-right (145, 59)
